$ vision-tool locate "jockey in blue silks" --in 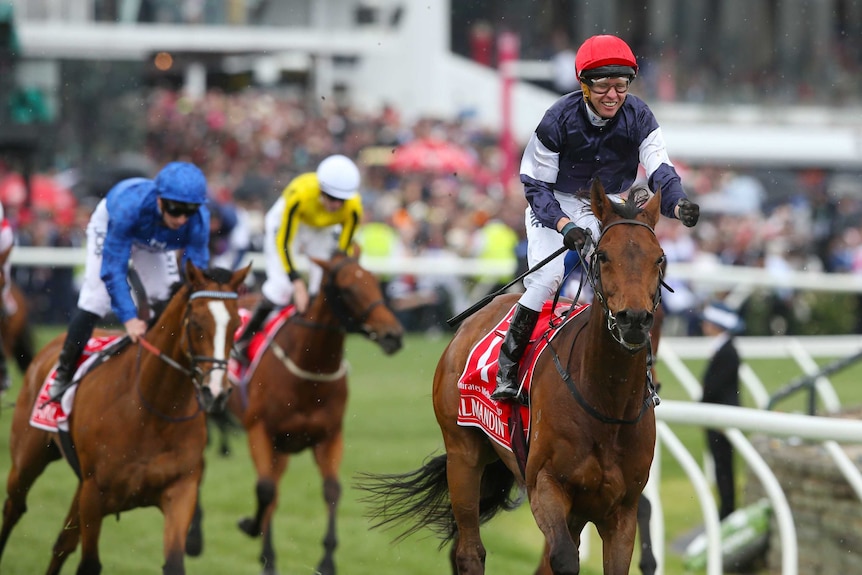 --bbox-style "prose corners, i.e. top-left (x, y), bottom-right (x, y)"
top-left (48, 161), bottom-right (211, 403)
